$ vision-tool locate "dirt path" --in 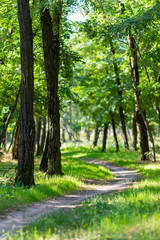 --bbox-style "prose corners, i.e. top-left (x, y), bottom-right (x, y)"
top-left (0, 159), bottom-right (140, 238)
